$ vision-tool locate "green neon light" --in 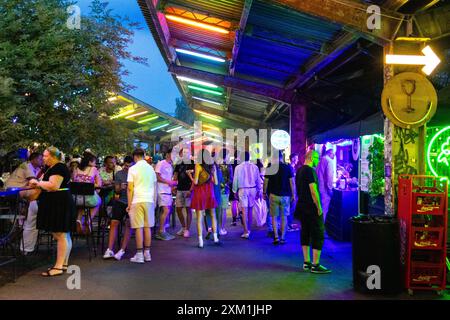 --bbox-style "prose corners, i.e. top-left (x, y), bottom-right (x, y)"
top-left (188, 85), bottom-right (223, 96)
top-left (437, 137), bottom-right (450, 166)
top-left (427, 126), bottom-right (450, 178)
top-left (150, 123), bottom-right (170, 131)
